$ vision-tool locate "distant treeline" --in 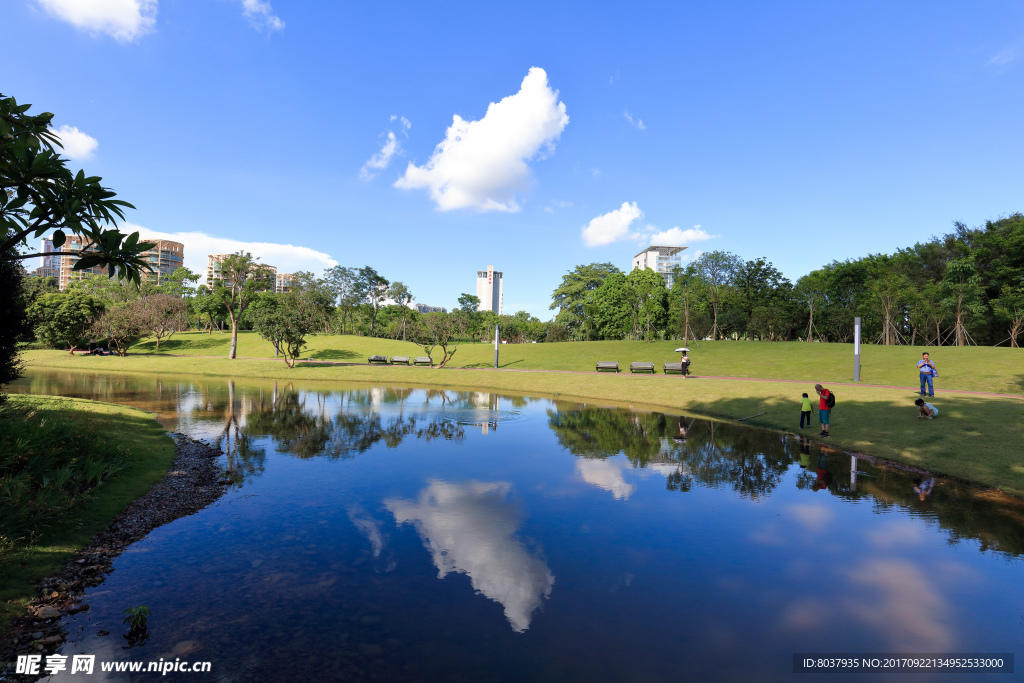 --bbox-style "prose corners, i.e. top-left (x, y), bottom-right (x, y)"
top-left (550, 213), bottom-right (1024, 346)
